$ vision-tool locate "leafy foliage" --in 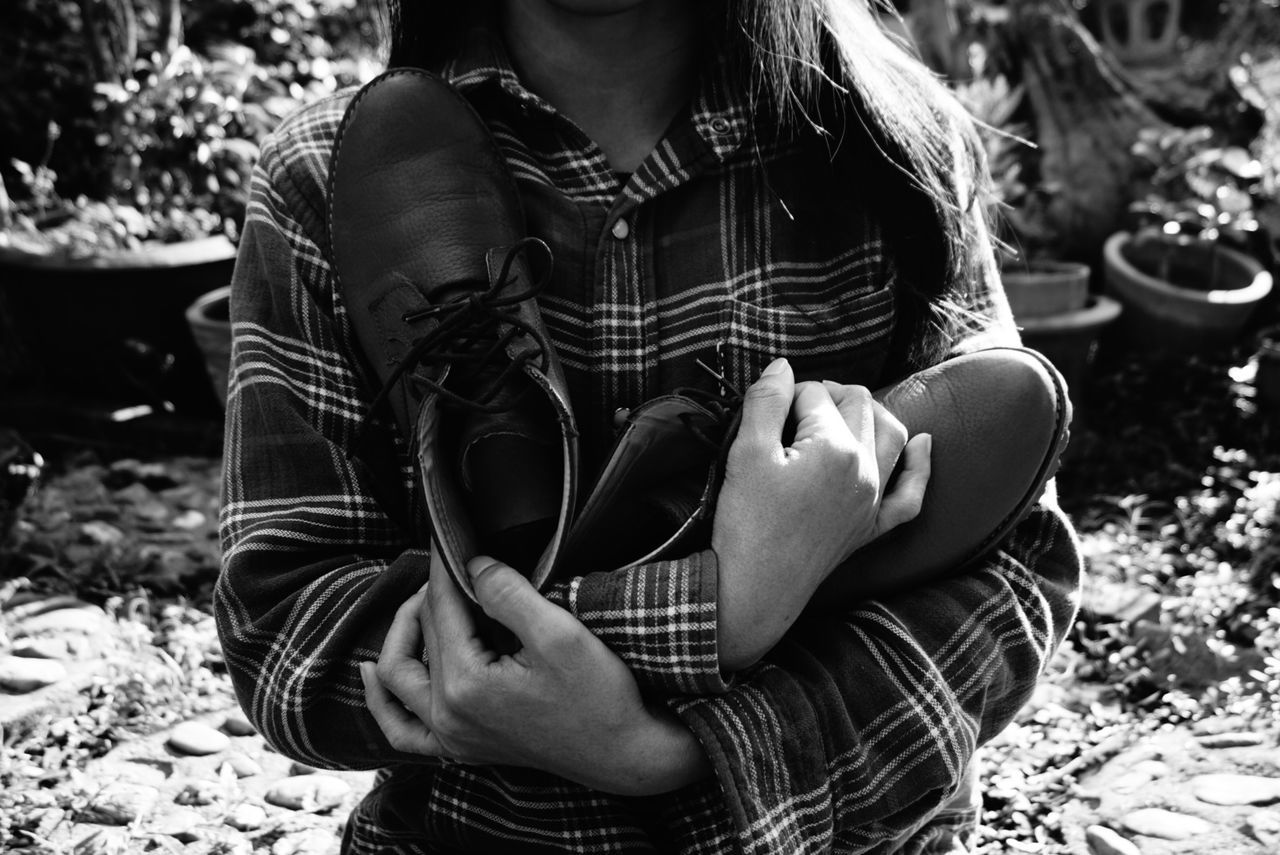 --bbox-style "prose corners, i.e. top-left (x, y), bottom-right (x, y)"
top-left (0, 0), bottom-right (379, 254)
top-left (1129, 125), bottom-right (1265, 249)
